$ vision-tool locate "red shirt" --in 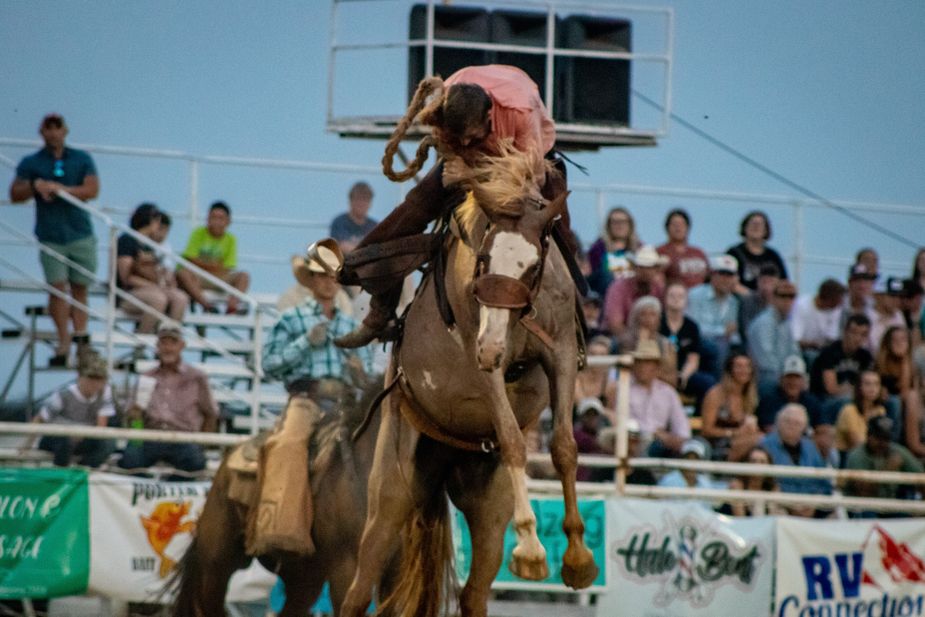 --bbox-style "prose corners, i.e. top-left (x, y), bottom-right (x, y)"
top-left (602, 276), bottom-right (666, 334)
top-left (656, 243), bottom-right (709, 289)
top-left (444, 65), bottom-right (556, 157)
